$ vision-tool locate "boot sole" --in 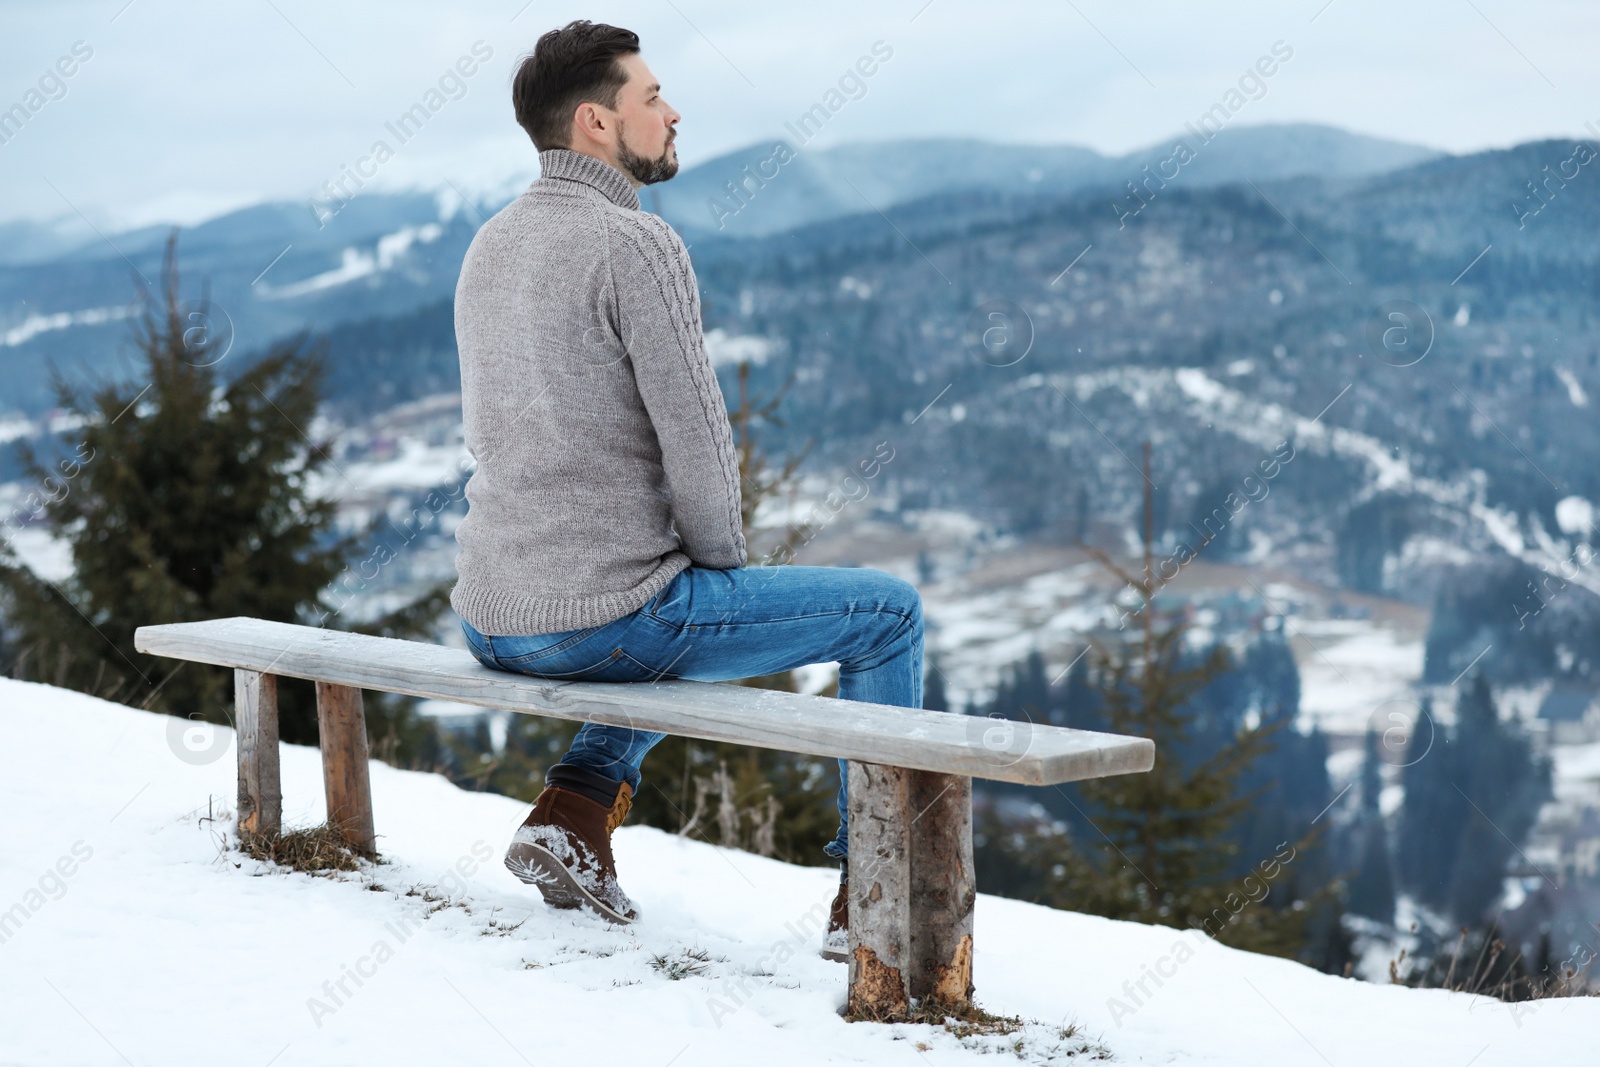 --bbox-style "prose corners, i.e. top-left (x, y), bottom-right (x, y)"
top-left (504, 840), bottom-right (636, 925)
